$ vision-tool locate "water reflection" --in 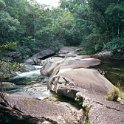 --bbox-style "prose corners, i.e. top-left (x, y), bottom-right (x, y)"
top-left (97, 58), bottom-right (124, 90)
